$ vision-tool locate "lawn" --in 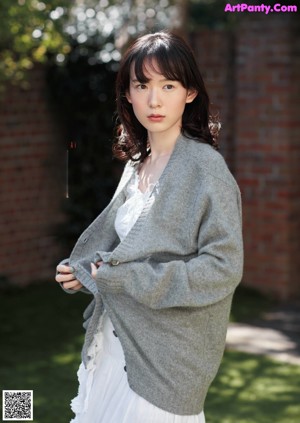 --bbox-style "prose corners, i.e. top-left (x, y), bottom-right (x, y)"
top-left (0, 282), bottom-right (299, 423)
